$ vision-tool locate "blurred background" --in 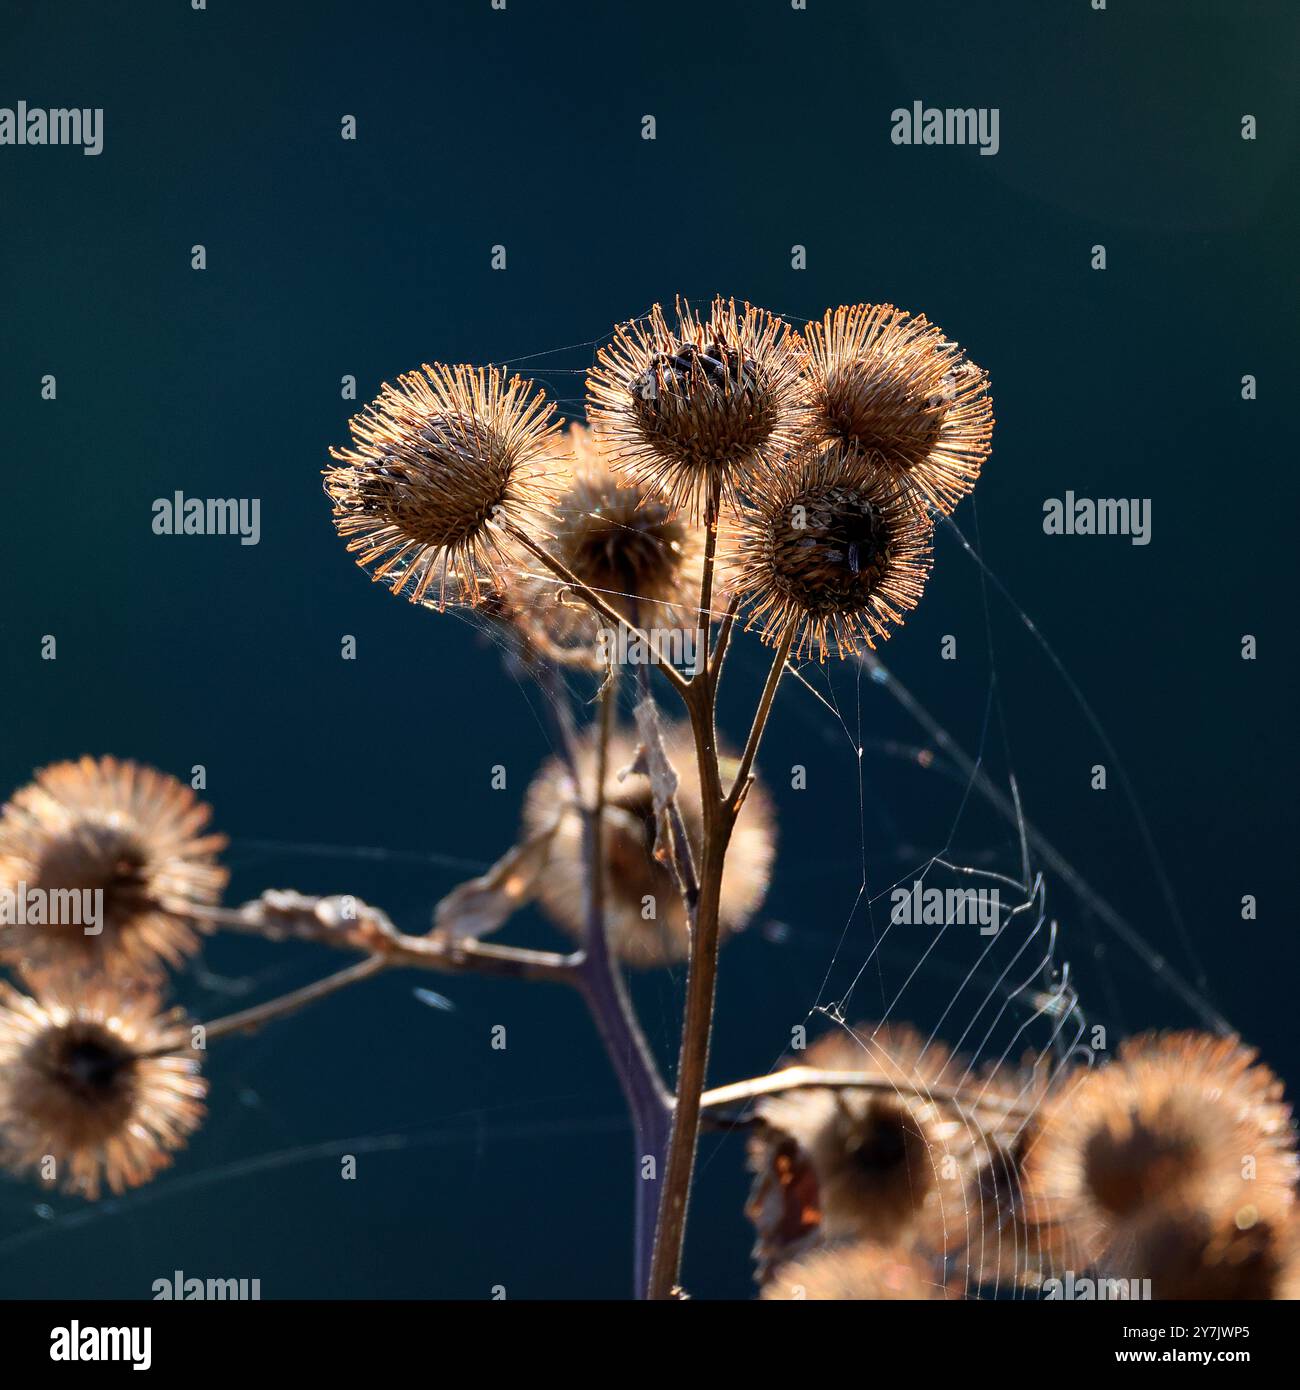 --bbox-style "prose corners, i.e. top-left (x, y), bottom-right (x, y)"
top-left (0, 0), bottom-right (1296, 1298)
